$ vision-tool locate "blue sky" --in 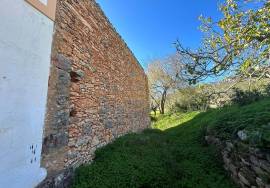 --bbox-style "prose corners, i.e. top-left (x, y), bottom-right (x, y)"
top-left (97, 0), bottom-right (222, 69)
